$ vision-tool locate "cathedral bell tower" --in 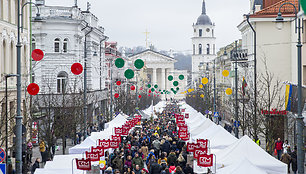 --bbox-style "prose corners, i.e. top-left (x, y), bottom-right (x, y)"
top-left (191, 0), bottom-right (216, 84)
